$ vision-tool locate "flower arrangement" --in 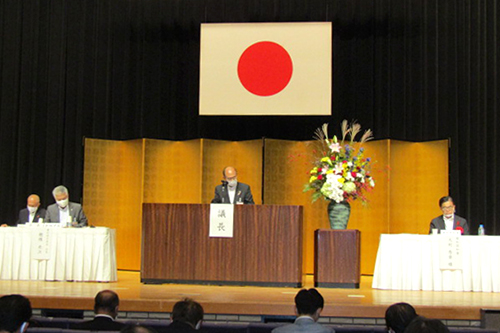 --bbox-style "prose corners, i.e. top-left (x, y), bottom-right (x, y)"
top-left (304, 120), bottom-right (375, 203)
